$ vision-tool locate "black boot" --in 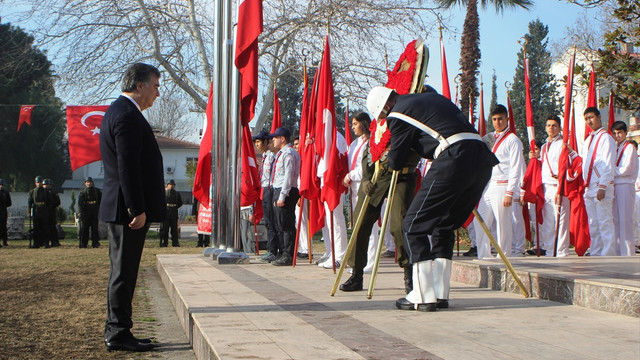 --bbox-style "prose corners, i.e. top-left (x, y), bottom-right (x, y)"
top-left (404, 266), bottom-right (413, 294)
top-left (463, 247), bottom-right (477, 257)
top-left (340, 269), bottom-right (363, 291)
